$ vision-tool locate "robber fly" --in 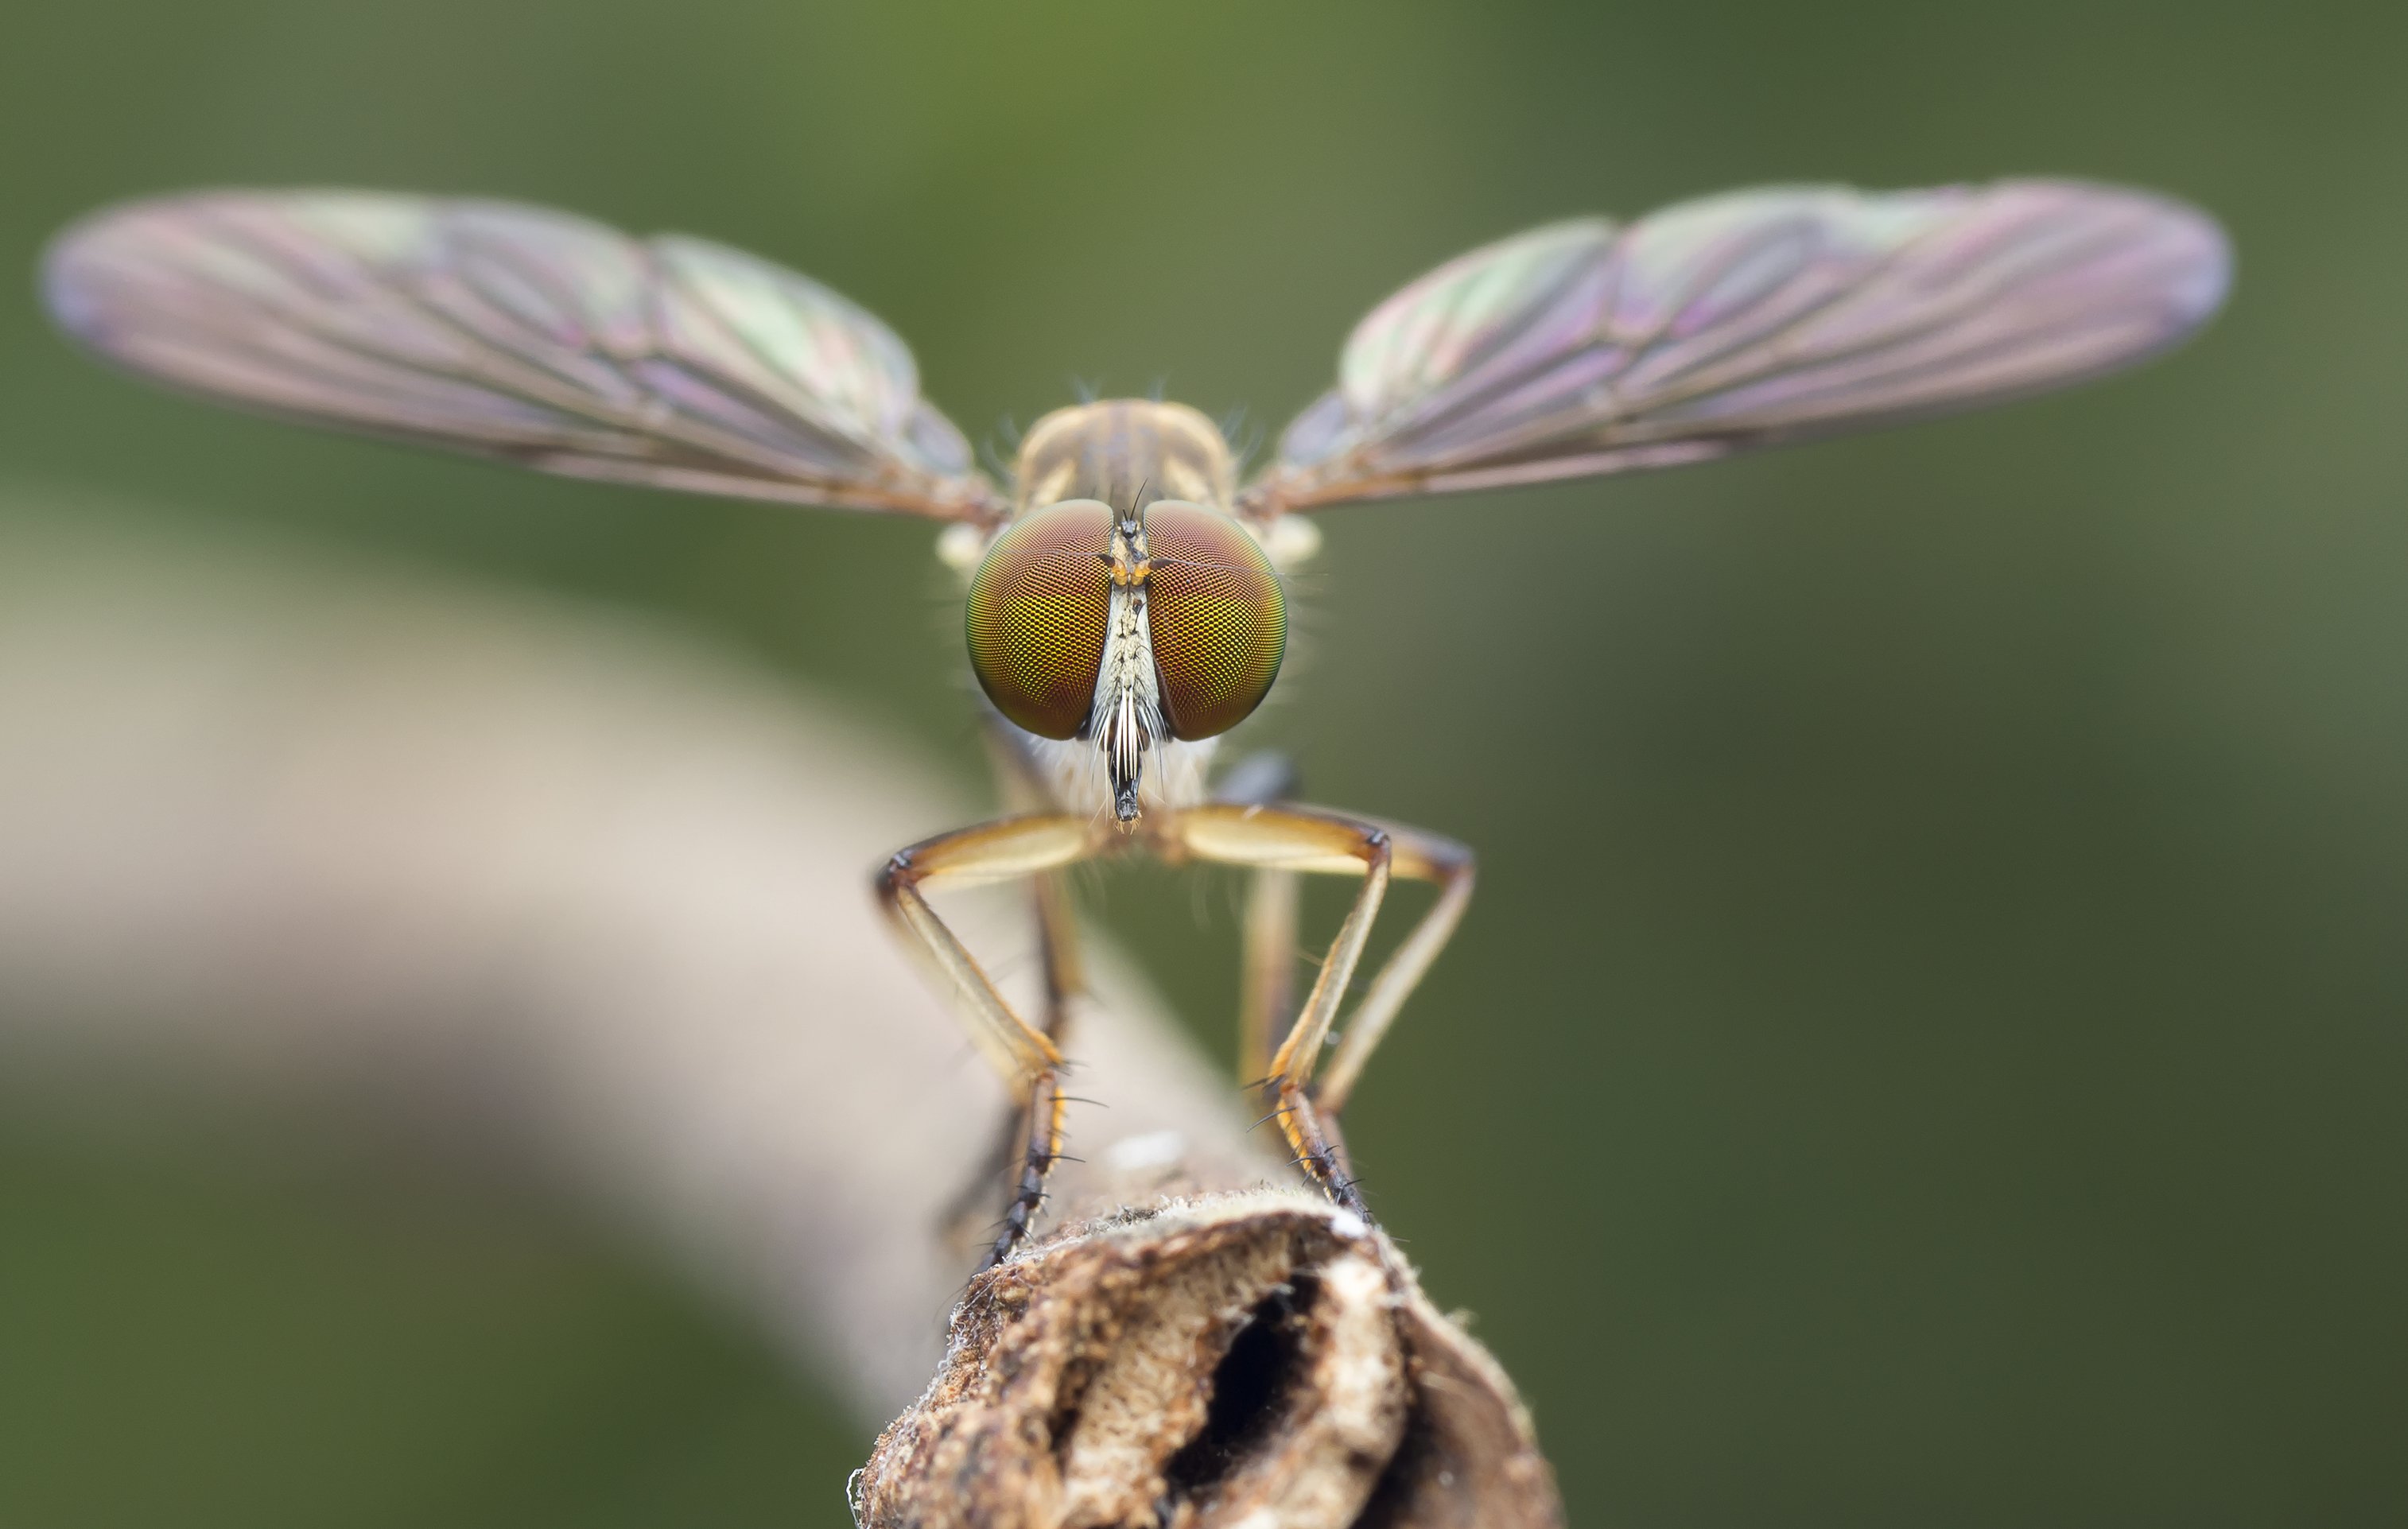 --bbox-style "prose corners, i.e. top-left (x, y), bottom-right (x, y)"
top-left (43, 180), bottom-right (2229, 1266)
